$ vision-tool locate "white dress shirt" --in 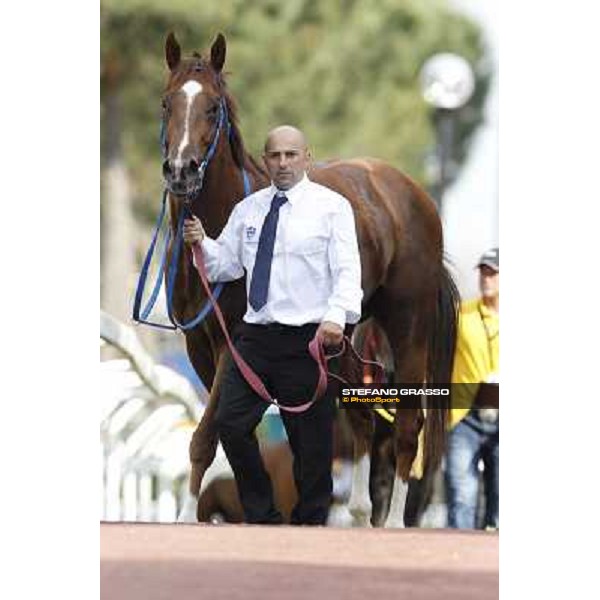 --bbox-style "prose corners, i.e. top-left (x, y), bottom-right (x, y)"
top-left (197, 173), bottom-right (362, 328)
